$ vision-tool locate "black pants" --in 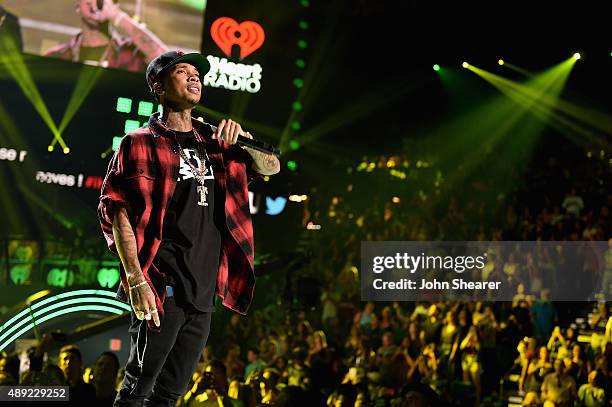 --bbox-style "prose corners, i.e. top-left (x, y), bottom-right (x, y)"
top-left (114, 295), bottom-right (212, 406)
